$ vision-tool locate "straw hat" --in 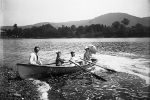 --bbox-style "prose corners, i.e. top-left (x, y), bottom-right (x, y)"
top-left (56, 51), bottom-right (61, 54)
top-left (84, 46), bottom-right (89, 50)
